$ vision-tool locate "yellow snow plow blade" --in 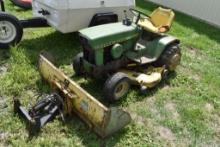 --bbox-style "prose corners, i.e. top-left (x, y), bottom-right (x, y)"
top-left (38, 55), bottom-right (131, 138)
